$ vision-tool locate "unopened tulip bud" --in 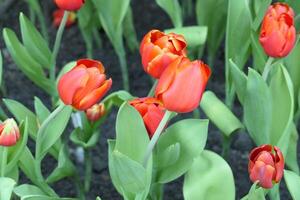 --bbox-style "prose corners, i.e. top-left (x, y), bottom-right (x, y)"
top-left (0, 119), bottom-right (20, 146)
top-left (85, 103), bottom-right (105, 122)
top-left (248, 145), bottom-right (284, 189)
top-left (259, 3), bottom-right (296, 57)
